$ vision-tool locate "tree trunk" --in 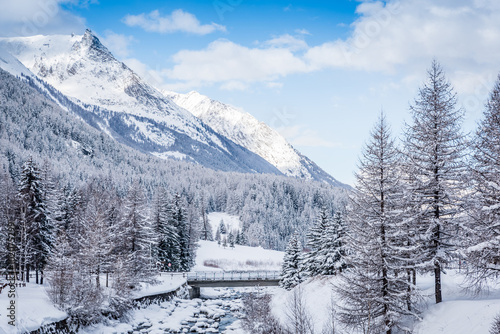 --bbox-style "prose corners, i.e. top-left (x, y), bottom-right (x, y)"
top-left (407, 270), bottom-right (412, 312)
top-left (36, 268), bottom-right (39, 284)
top-left (435, 262), bottom-right (442, 303)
